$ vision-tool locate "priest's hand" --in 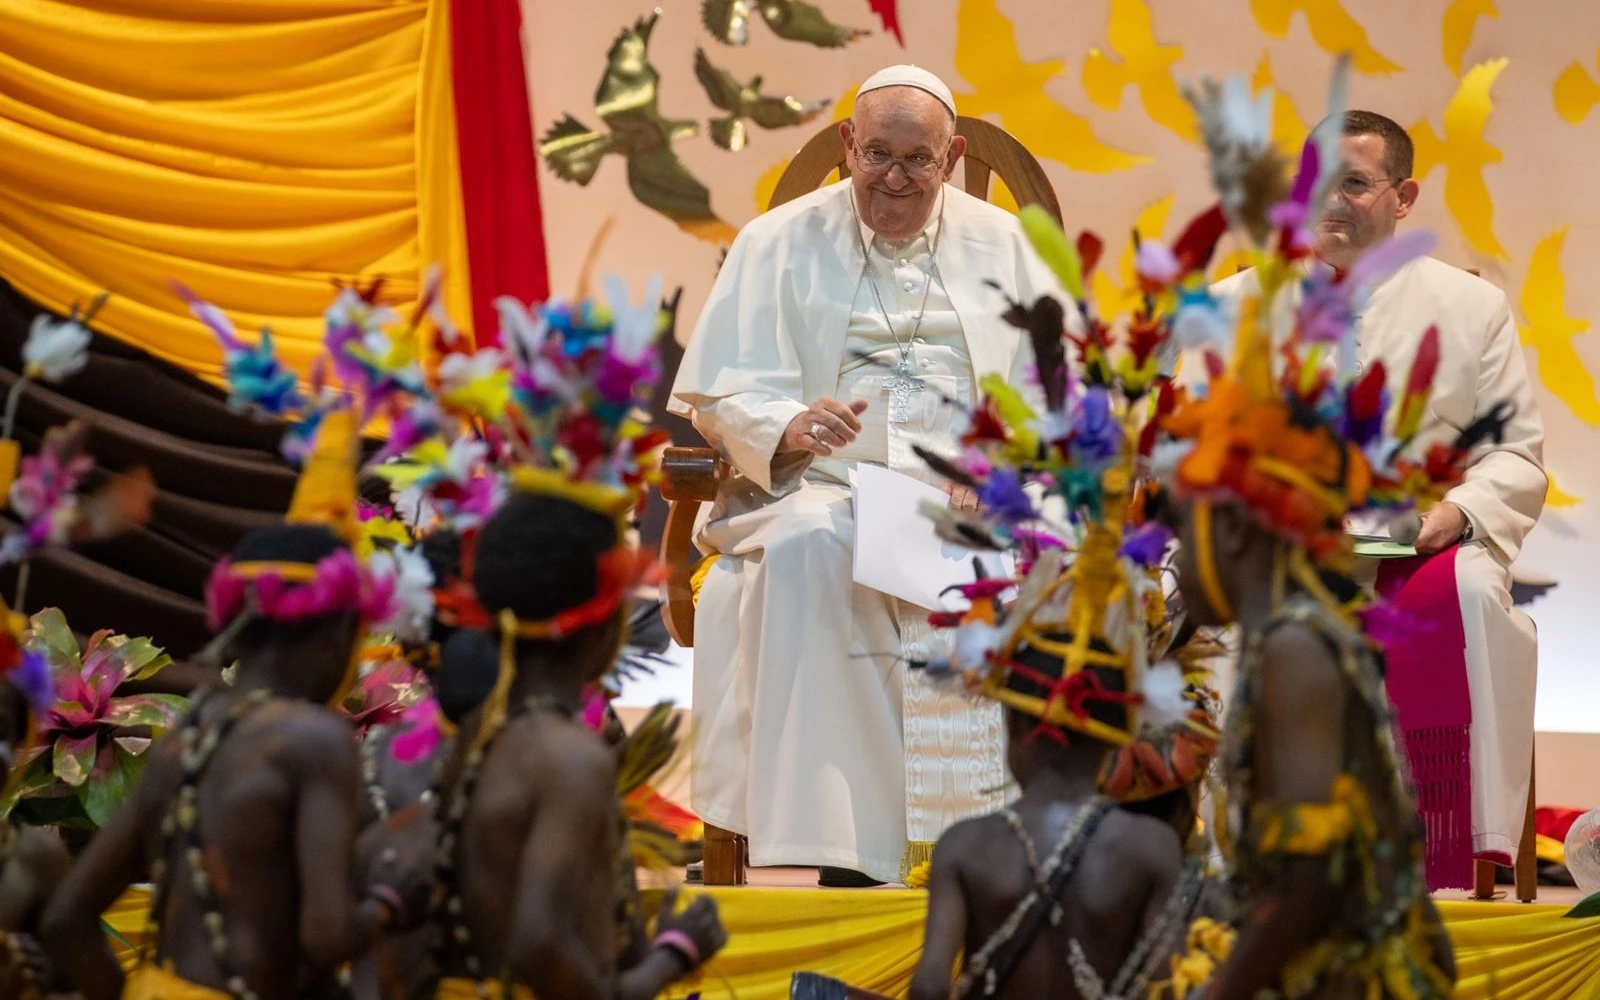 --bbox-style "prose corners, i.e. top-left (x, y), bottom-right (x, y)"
top-left (945, 483), bottom-right (980, 513)
top-left (1414, 501), bottom-right (1467, 556)
top-left (780, 398), bottom-right (869, 457)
